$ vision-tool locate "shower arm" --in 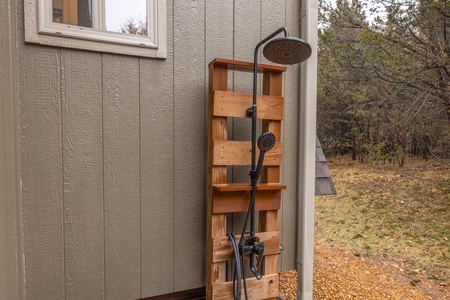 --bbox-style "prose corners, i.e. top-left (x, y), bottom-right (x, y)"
top-left (244, 27), bottom-right (290, 281)
top-left (247, 27), bottom-right (288, 175)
